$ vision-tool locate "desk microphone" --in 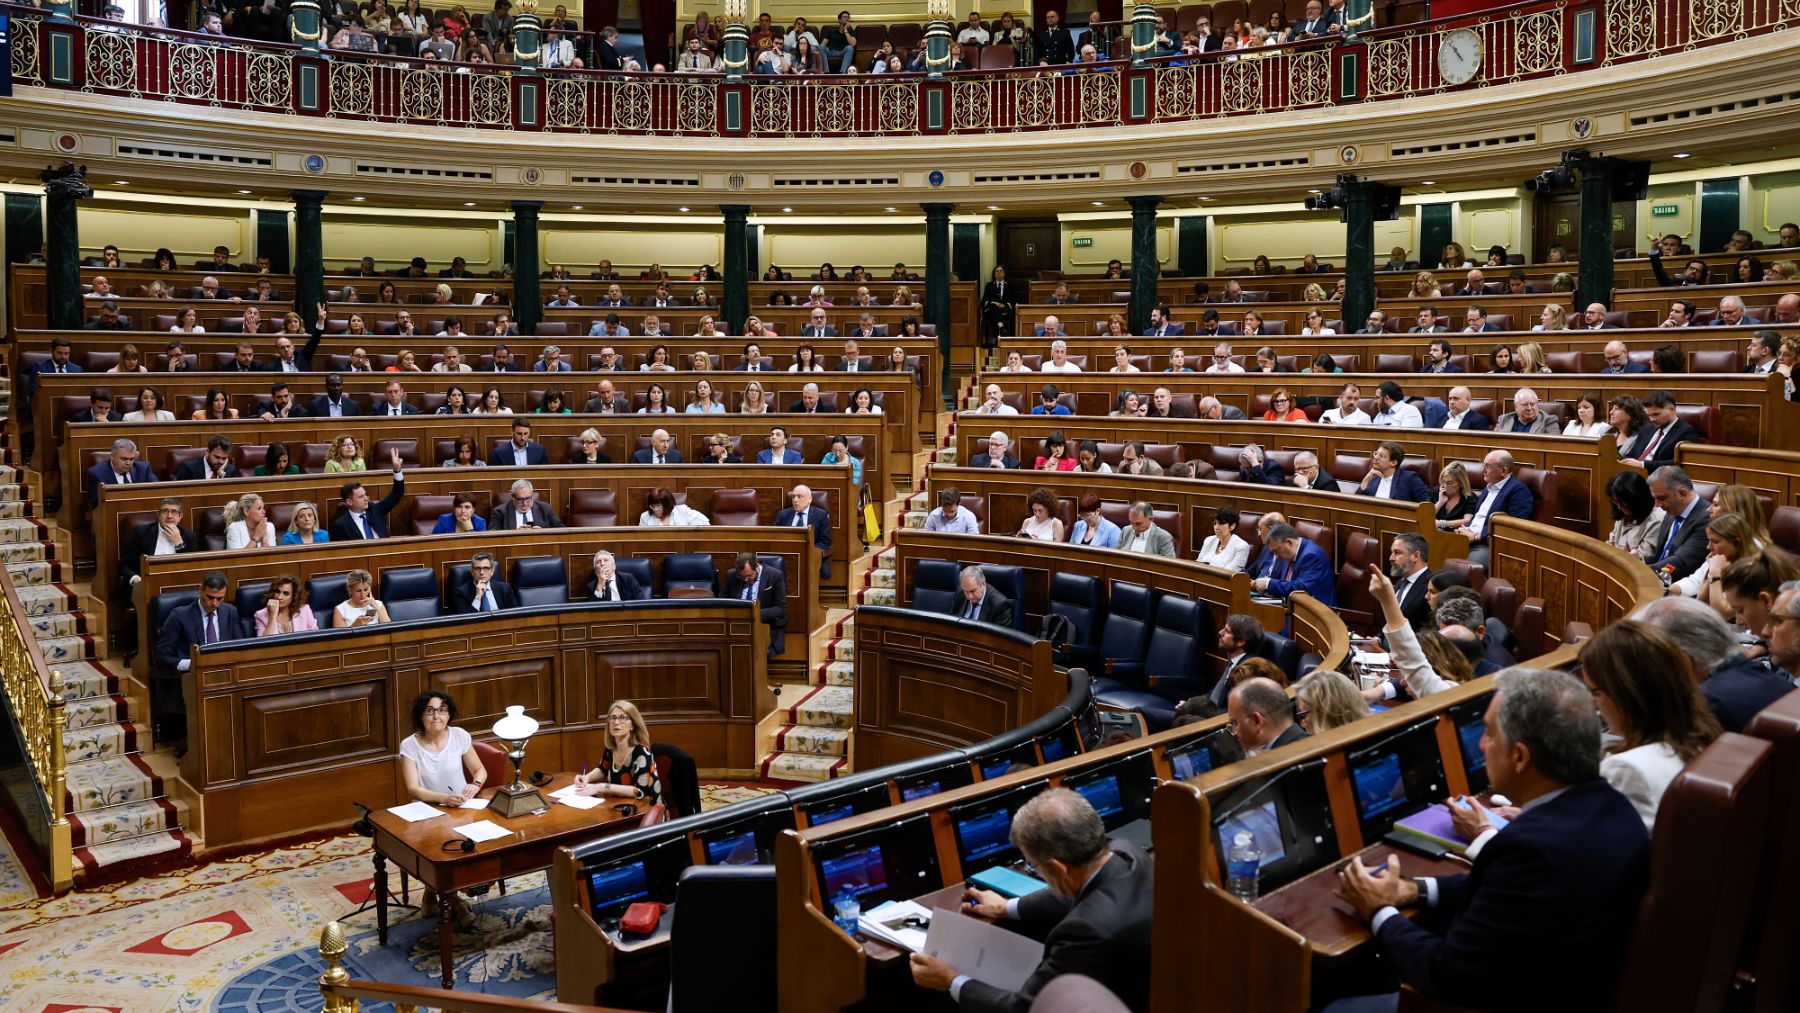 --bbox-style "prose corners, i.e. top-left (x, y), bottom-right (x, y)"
top-left (1212, 756), bottom-right (1328, 829)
